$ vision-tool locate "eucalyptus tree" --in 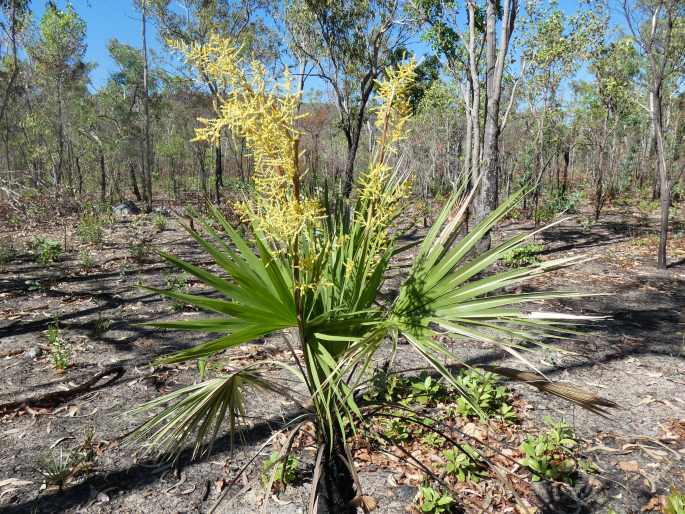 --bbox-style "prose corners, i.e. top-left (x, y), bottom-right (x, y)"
top-left (0, 0), bottom-right (29, 127)
top-left (26, 3), bottom-right (87, 188)
top-left (411, 0), bottom-right (518, 249)
top-left (518, 1), bottom-right (605, 217)
top-left (587, 37), bottom-right (641, 220)
top-left (624, 0), bottom-right (685, 269)
top-left (284, 0), bottom-right (412, 197)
